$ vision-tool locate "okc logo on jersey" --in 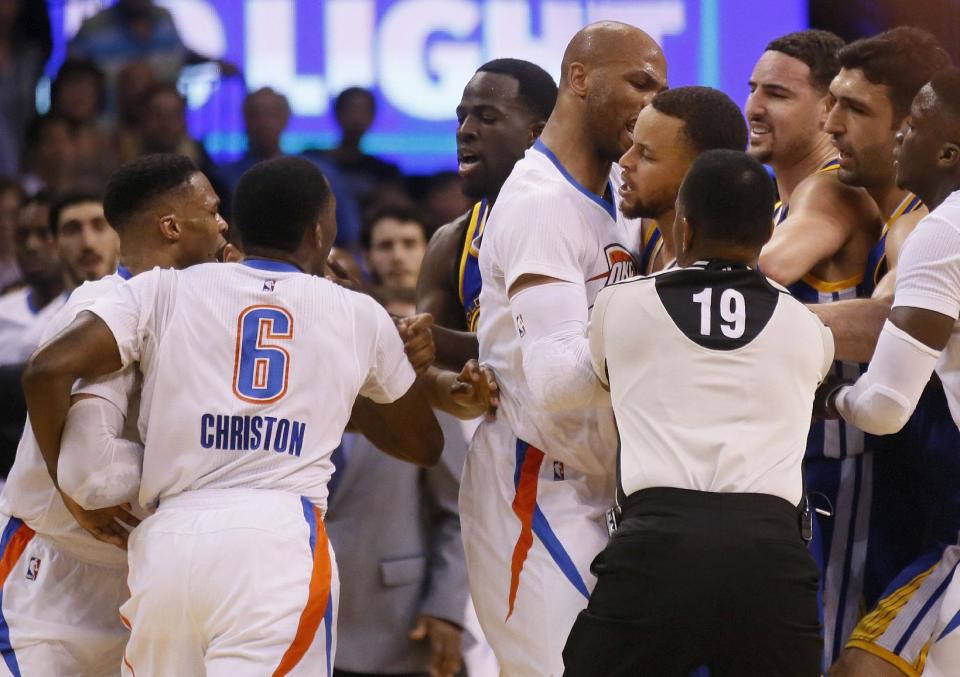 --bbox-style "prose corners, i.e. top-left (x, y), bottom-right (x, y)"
top-left (604, 244), bottom-right (637, 285)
